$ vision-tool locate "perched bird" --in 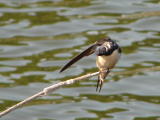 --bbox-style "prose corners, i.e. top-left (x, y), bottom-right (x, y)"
top-left (60, 37), bottom-right (121, 92)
